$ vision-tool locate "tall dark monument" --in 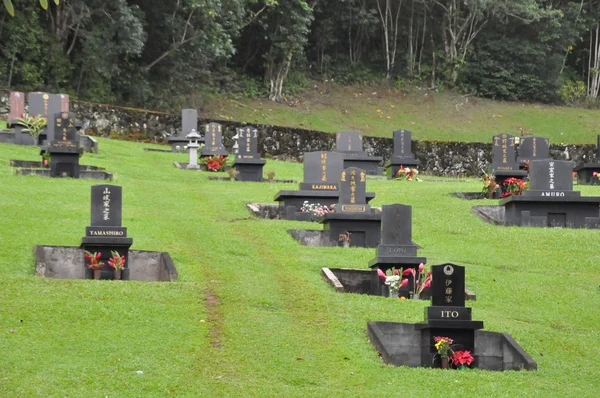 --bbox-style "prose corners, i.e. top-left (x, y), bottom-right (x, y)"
top-left (389, 130), bottom-right (419, 178)
top-left (334, 130), bottom-right (383, 175)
